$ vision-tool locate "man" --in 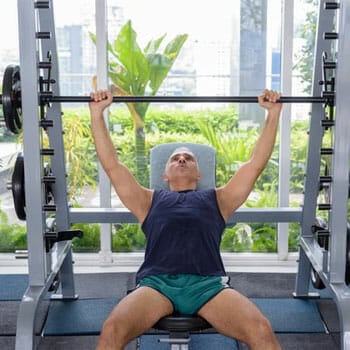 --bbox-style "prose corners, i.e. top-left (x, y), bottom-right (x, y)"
top-left (89, 89), bottom-right (282, 350)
